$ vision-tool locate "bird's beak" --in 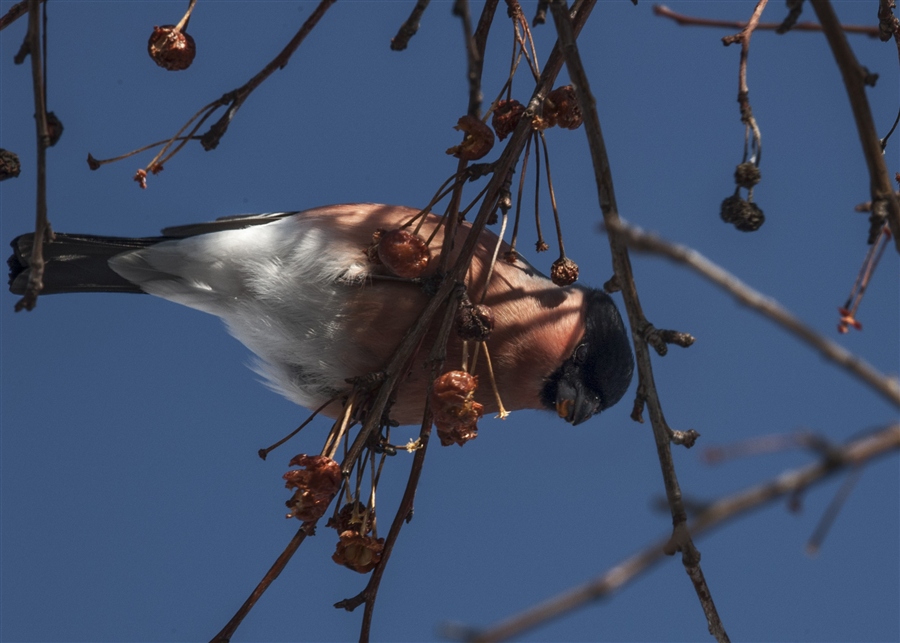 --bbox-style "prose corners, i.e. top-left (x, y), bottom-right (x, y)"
top-left (555, 380), bottom-right (598, 426)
